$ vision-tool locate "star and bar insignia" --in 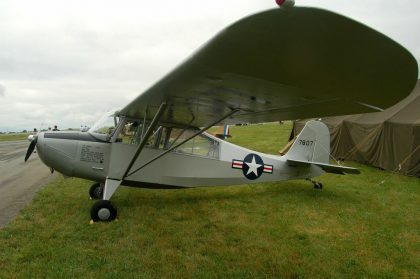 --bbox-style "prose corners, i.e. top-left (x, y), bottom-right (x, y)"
top-left (232, 153), bottom-right (273, 180)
